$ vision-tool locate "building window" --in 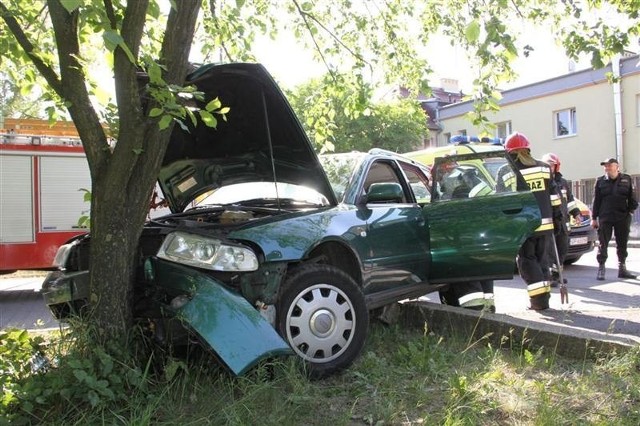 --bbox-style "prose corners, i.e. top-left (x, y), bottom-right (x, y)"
top-left (495, 121), bottom-right (511, 140)
top-left (555, 108), bottom-right (577, 137)
top-left (458, 130), bottom-right (467, 136)
top-left (443, 133), bottom-right (451, 144)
